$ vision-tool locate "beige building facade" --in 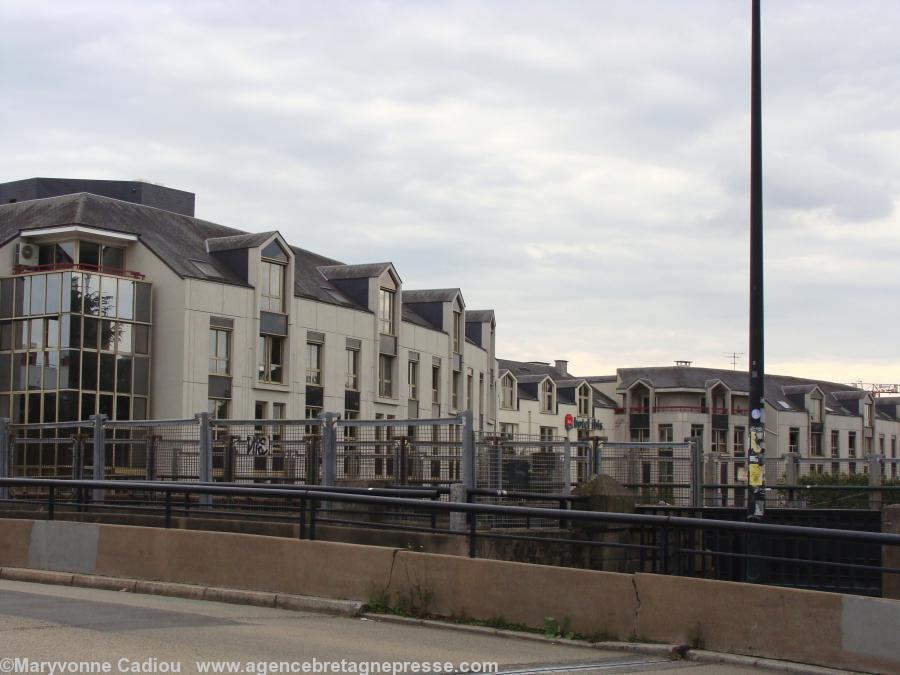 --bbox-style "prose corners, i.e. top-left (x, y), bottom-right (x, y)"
top-left (0, 181), bottom-right (496, 431)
